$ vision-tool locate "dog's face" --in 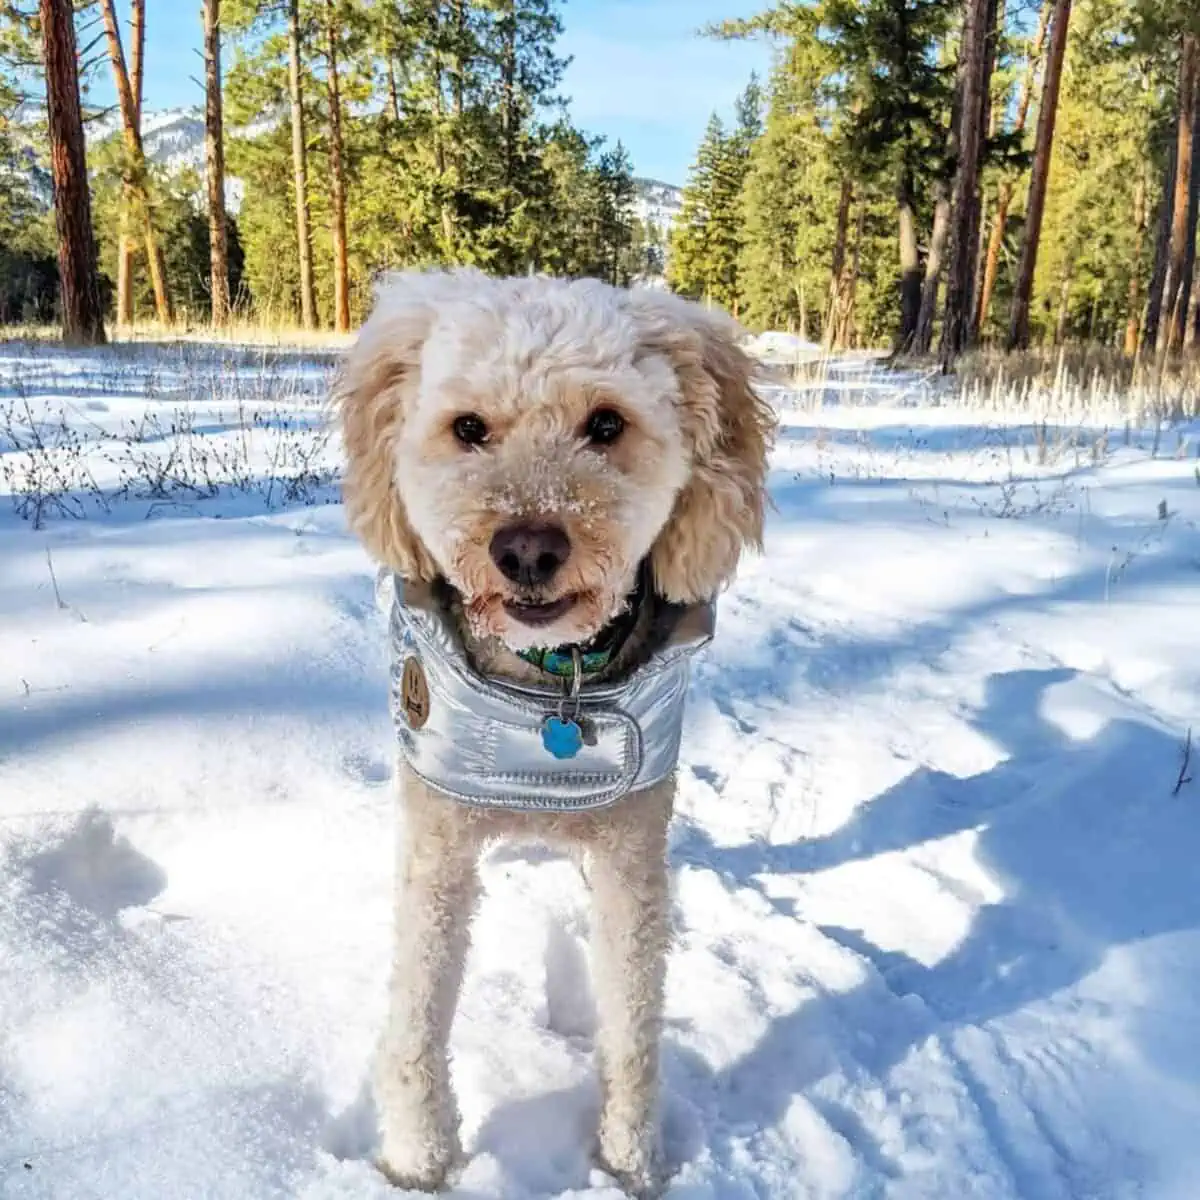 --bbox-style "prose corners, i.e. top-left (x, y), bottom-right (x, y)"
top-left (338, 269), bottom-right (774, 651)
